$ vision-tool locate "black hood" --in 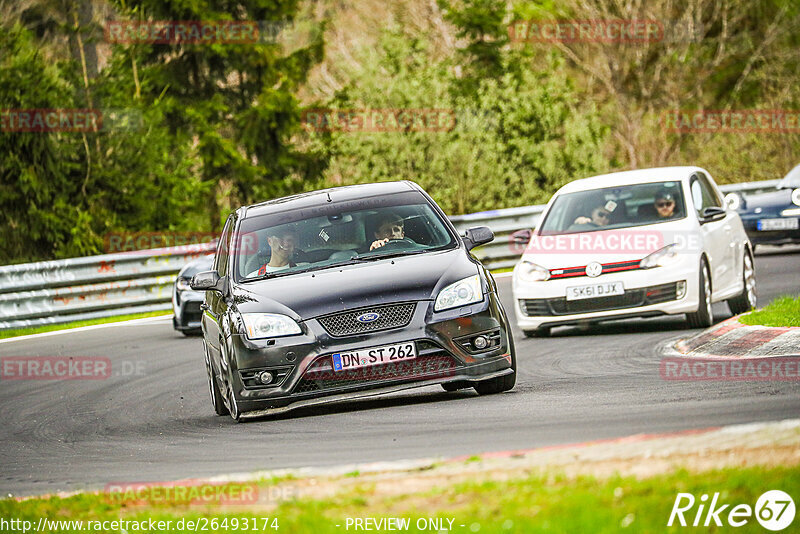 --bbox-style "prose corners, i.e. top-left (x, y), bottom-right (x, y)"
top-left (232, 248), bottom-right (480, 319)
